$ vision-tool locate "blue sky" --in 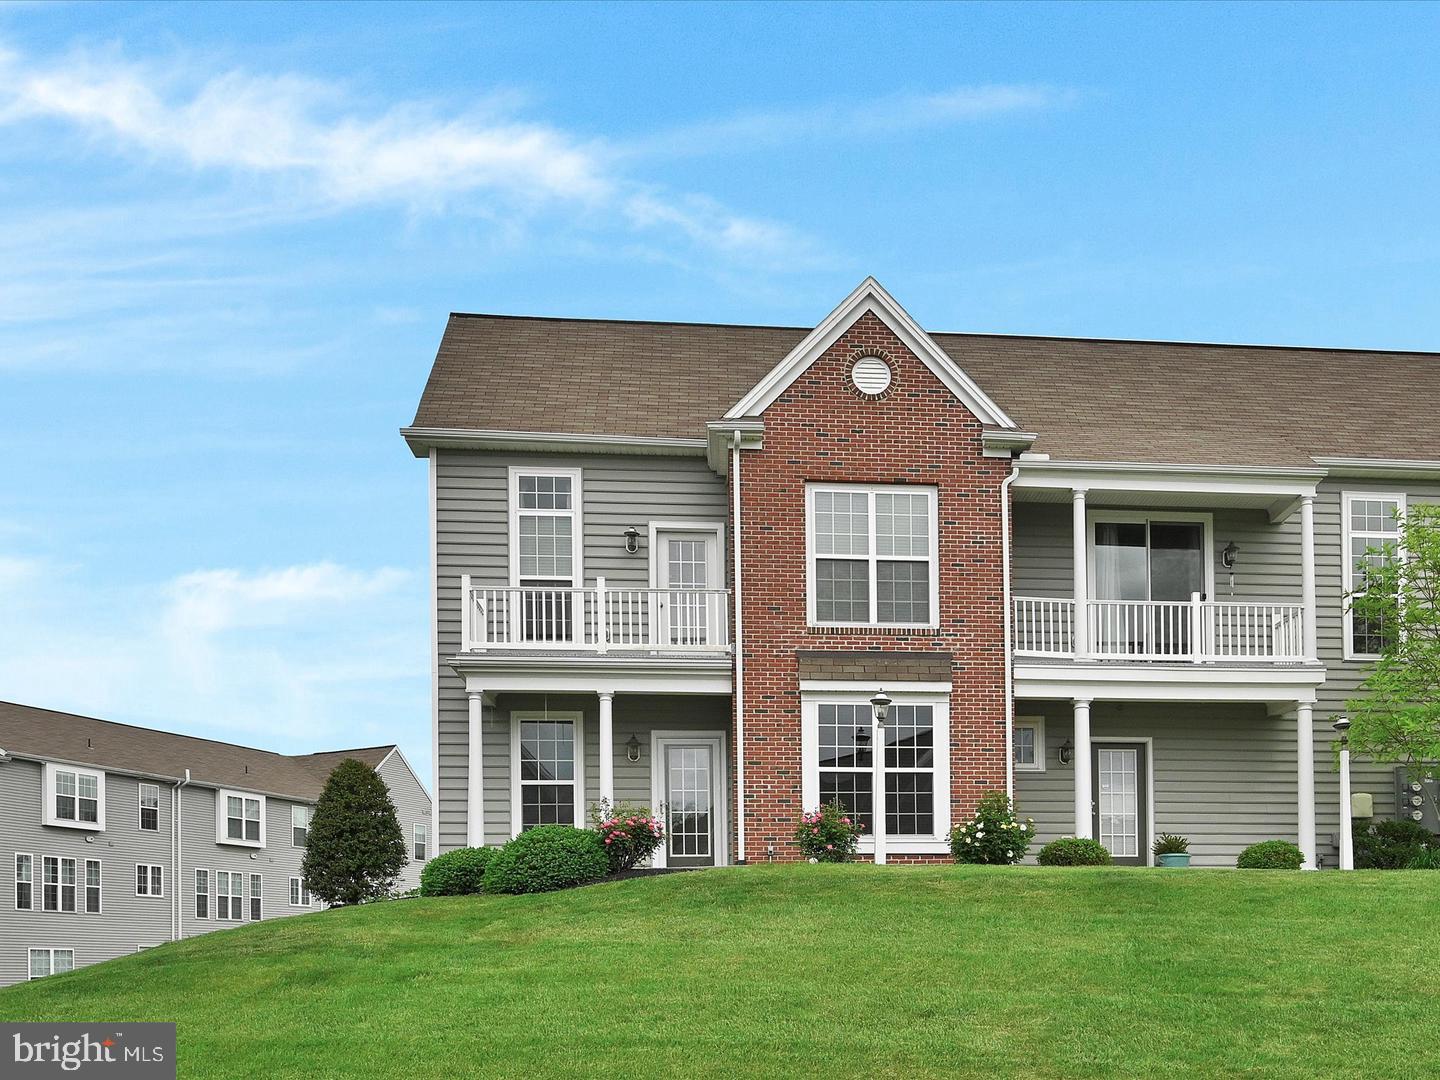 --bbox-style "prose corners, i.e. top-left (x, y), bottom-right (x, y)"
top-left (2, 2), bottom-right (1439, 785)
